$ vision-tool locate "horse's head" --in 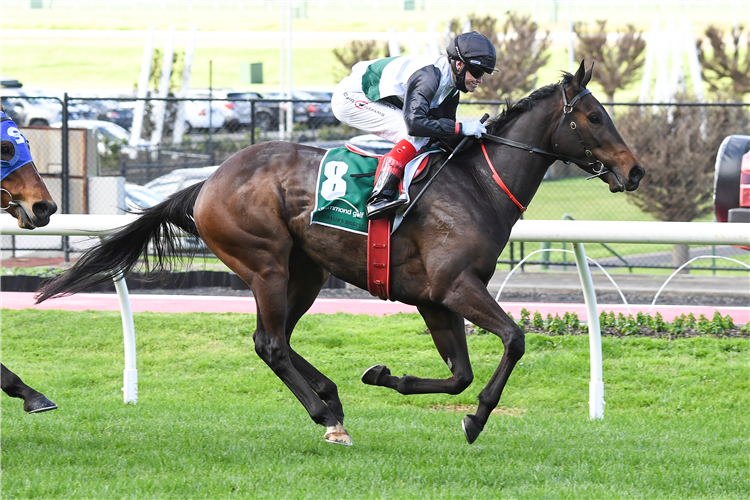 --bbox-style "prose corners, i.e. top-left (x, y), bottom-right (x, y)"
top-left (554, 60), bottom-right (645, 192)
top-left (1, 113), bottom-right (57, 228)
